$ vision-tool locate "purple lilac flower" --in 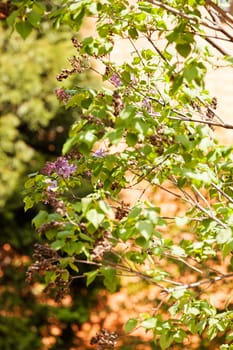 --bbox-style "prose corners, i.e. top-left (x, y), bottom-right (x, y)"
top-left (45, 179), bottom-right (58, 191)
top-left (41, 157), bottom-right (77, 178)
top-left (142, 97), bottom-right (152, 111)
top-left (109, 73), bottom-right (121, 87)
top-left (93, 148), bottom-right (106, 158)
top-left (55, 88), bottom-right (71, 104)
